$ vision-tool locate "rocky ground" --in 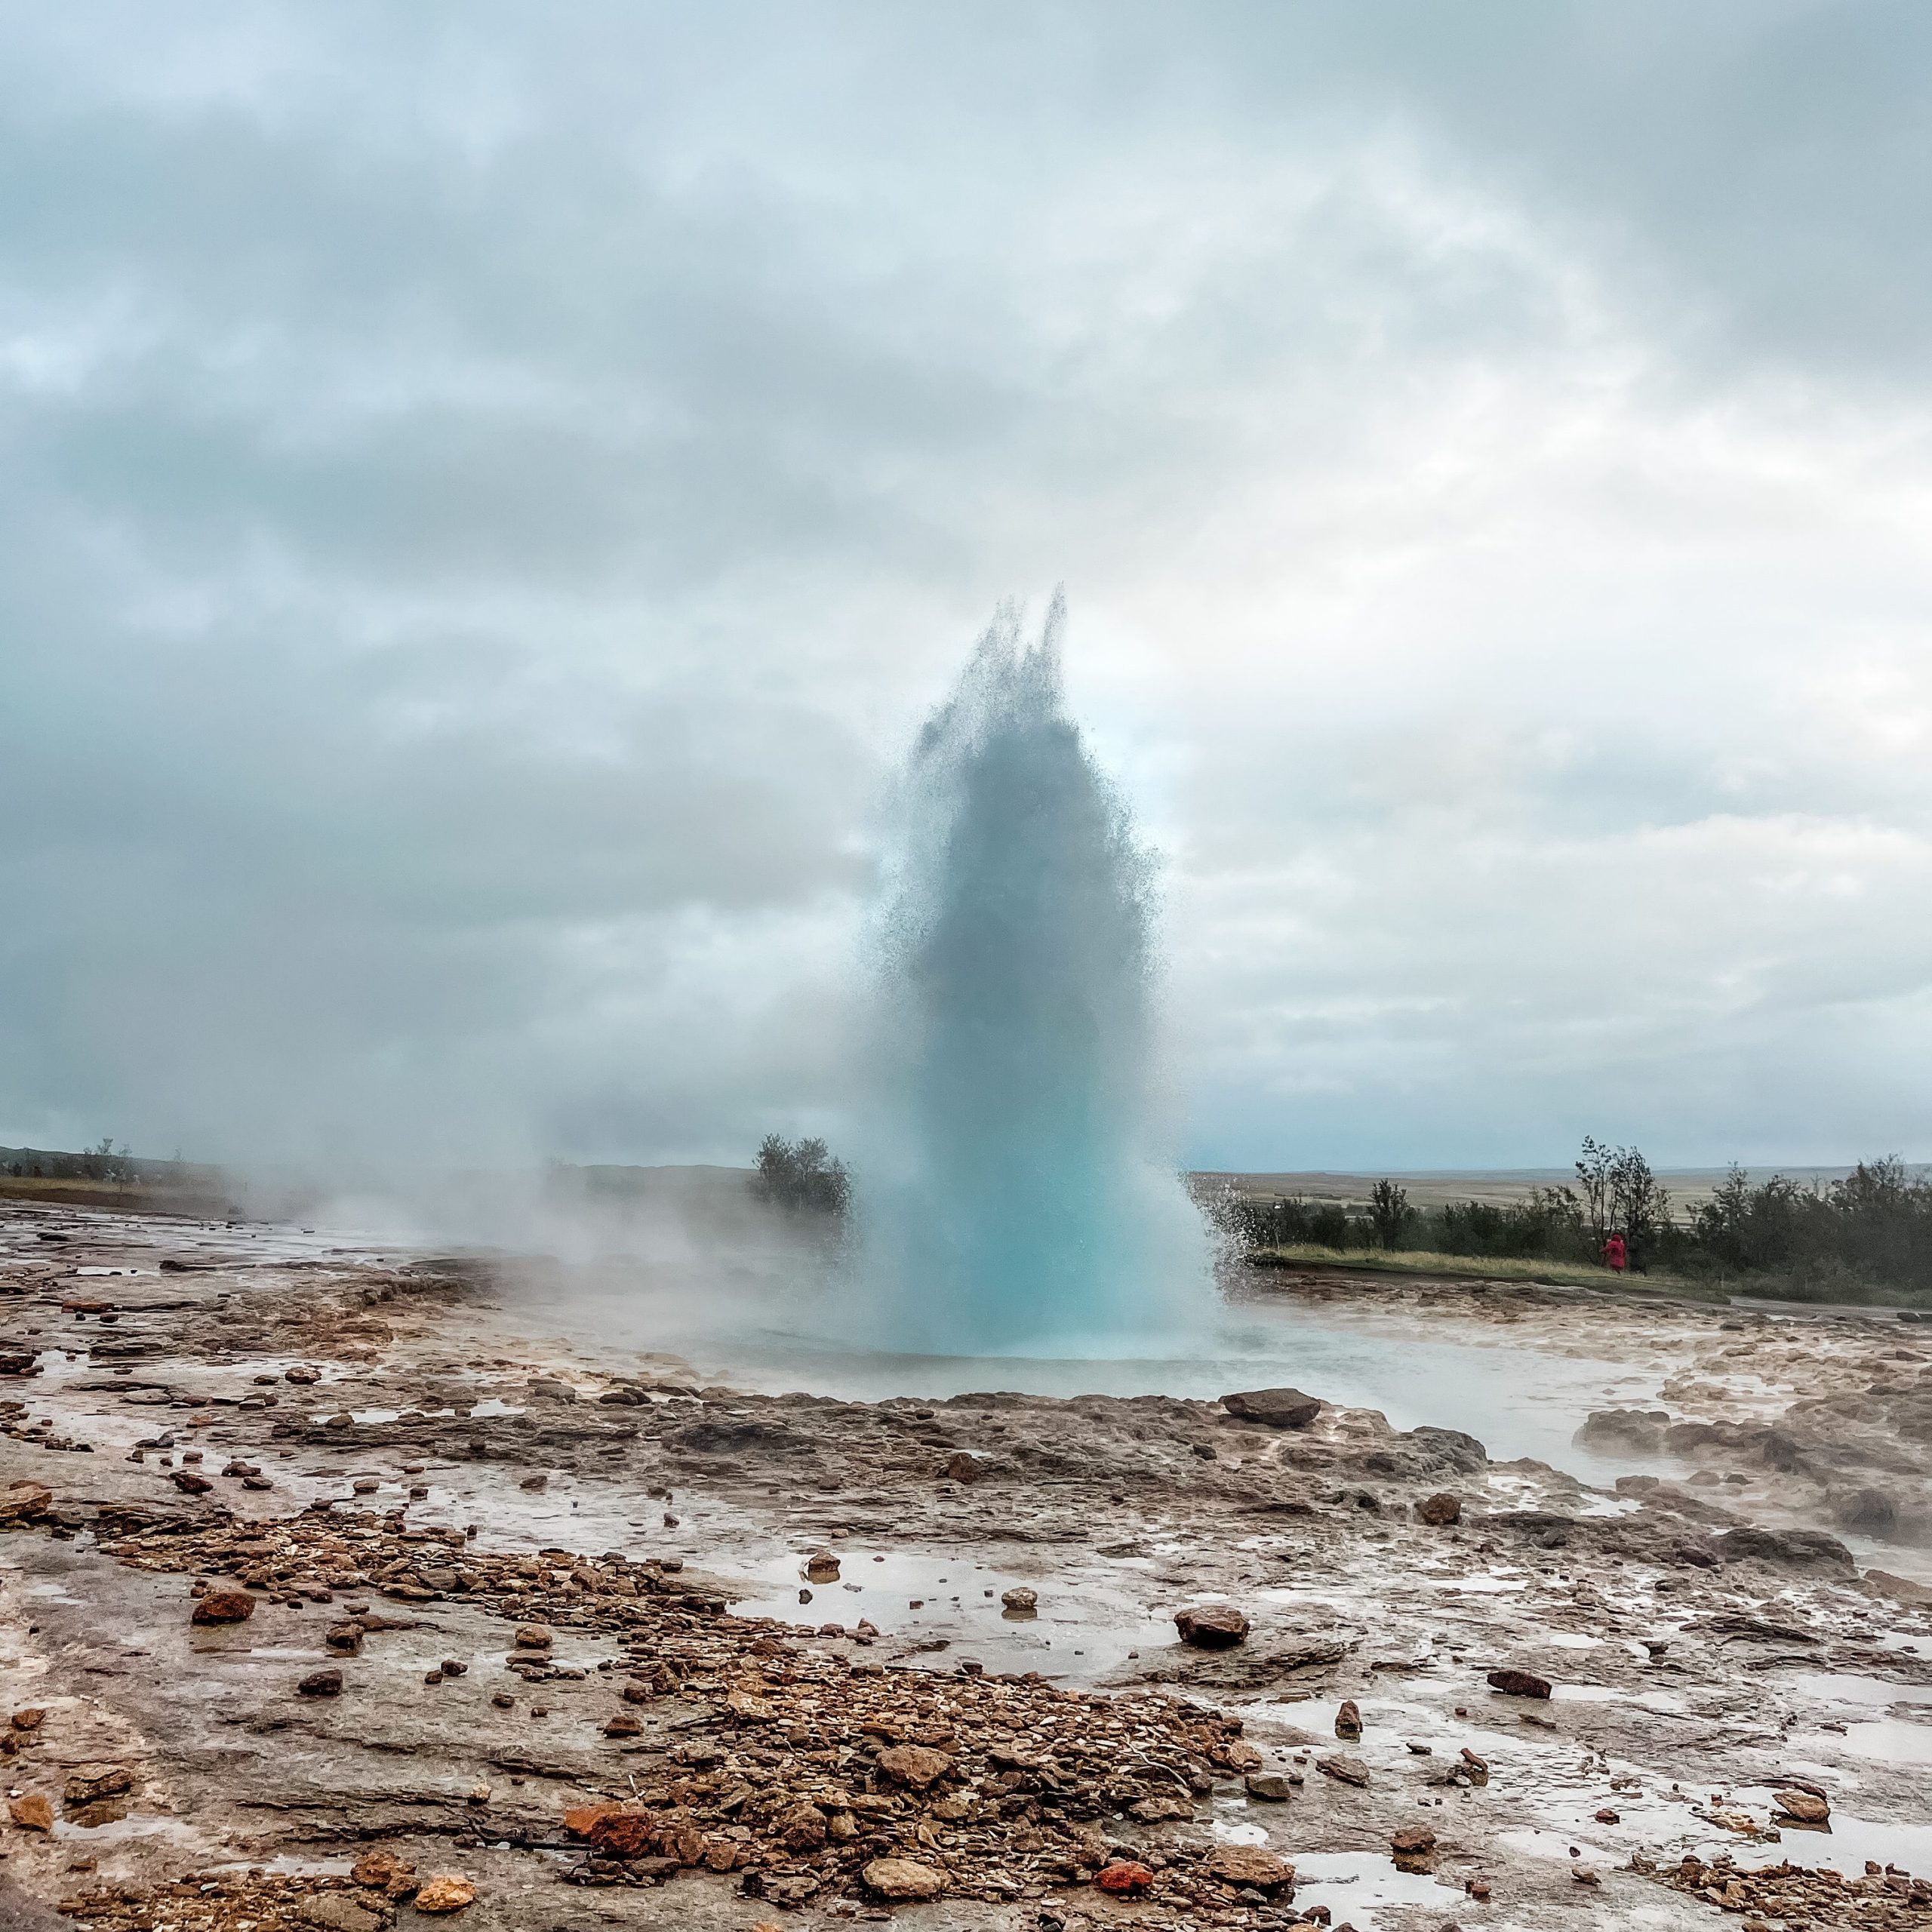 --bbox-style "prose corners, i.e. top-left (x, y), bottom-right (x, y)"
top-left (1255, 1268), bottom-right (1932, 1573)
top-left (2, 1208), bottom-right (1930, 1932)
